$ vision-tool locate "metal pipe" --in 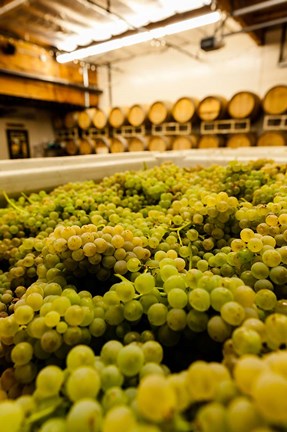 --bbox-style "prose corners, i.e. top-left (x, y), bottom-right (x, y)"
top-left (233, 0), bottom-right (287, 16)
top-left (0, 67), bottom-right (102, 94)
top-left (224, 16), bottom-right (287, 36)
top-left (82, 64), bottom-right (90, 107)
top-left (0, 0), bottom-right (27, 17)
